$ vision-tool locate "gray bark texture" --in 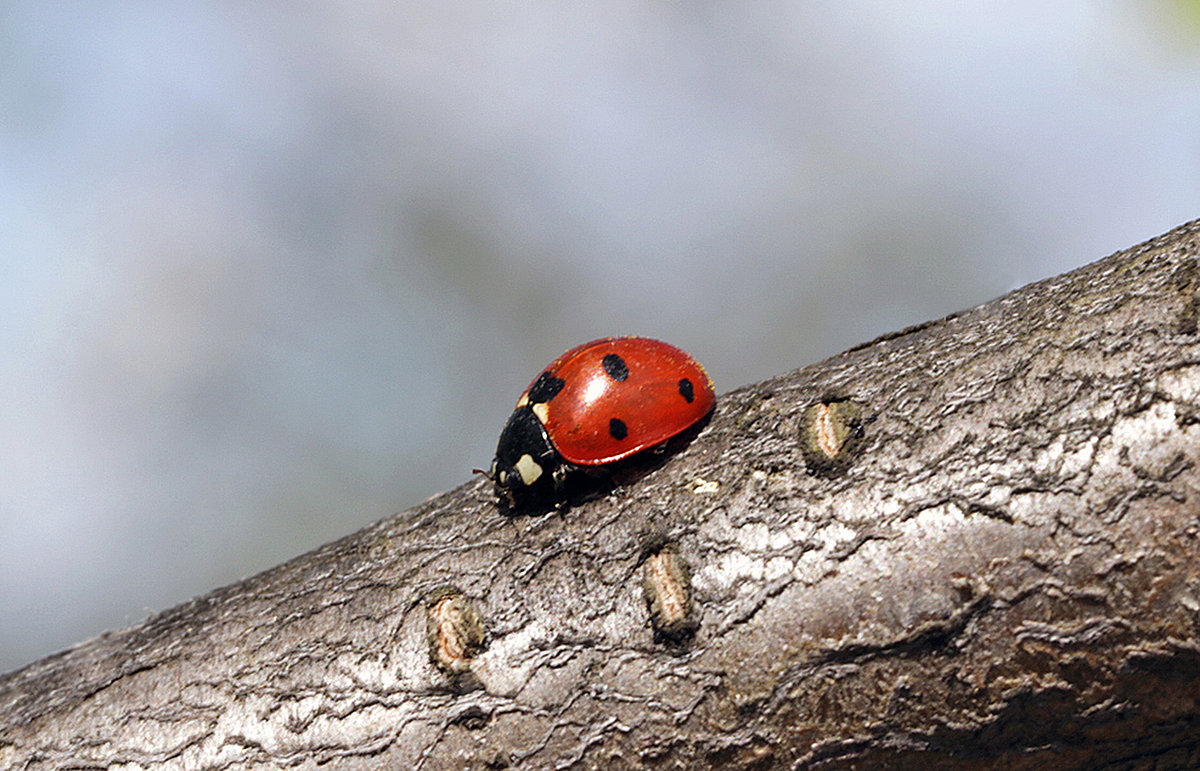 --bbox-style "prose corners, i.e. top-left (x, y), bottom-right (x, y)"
top-left (5, 220), bottom-right (1200, 770)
